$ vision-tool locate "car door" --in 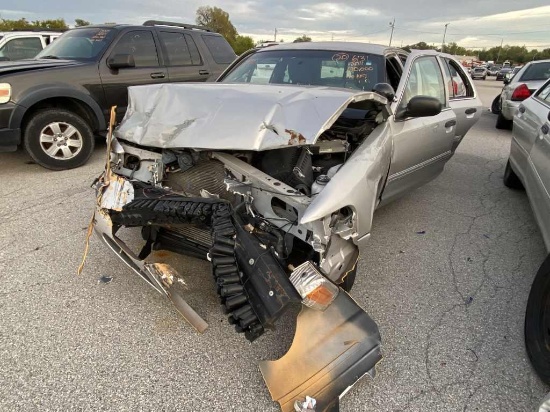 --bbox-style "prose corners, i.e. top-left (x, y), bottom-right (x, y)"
top-left (440, 57), bottom-right (482, 152)
top-left (157, 30), bottom-right (210, 83)
top-left (526, 82), bottom-right (550, 248)
top-left (99, 29), bottom-right (168, 122)
top-left (381, 51), bottom-right (456, 204)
